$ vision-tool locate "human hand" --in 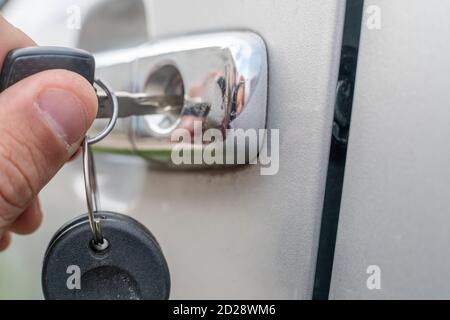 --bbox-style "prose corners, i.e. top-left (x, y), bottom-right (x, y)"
top-left (0, 16), bottom-right (98, 250)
